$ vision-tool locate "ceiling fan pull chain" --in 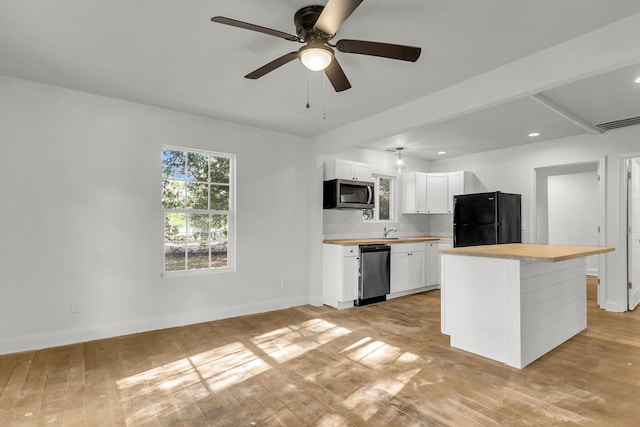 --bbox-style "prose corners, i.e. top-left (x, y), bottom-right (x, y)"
top-left (306, 70), bottom-right (311, 109)
top-left (323, 73), bottom-right (326, 120)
